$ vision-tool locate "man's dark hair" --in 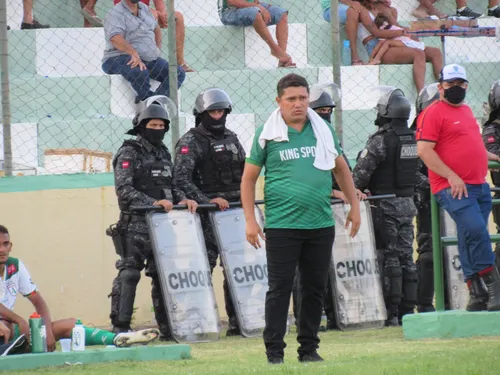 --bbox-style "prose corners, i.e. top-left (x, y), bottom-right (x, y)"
top-left (277, 74), bottom-right (310, 97)
top-left (0, 225), bottom-right (9, 235)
